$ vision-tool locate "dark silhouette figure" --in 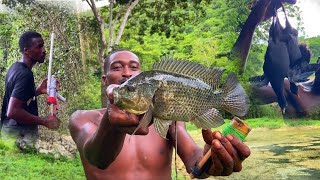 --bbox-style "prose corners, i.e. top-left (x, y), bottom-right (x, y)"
top-left (263, 12), bottom-right (290, 115)
top-left (253, 2), bottom-right (320, 117)
top-left (251, 50), bottom-right (320, 118)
